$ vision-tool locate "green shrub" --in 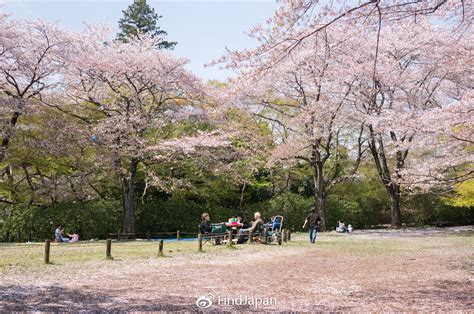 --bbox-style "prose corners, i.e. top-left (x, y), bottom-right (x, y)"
top-left (0, 200), bottom-right (121, 242)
